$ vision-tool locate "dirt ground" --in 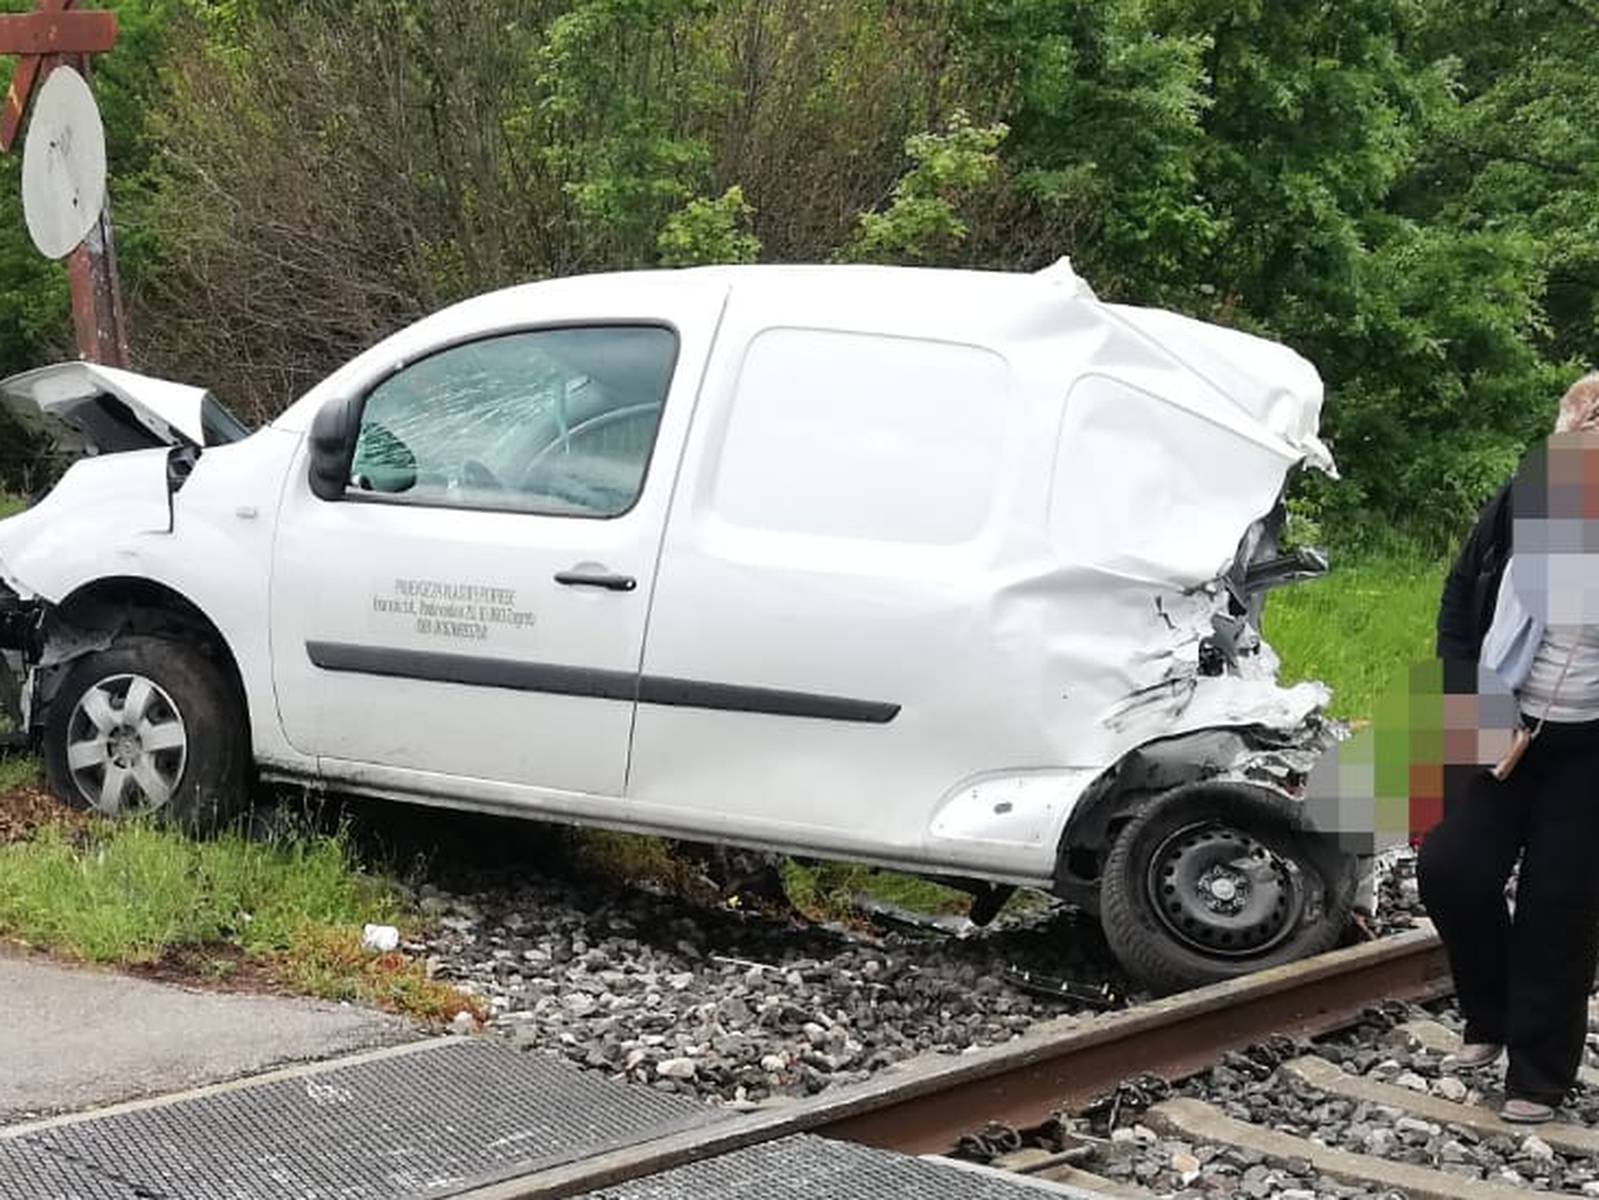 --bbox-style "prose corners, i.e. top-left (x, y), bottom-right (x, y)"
top-left (0, 776), bottom-right (82, 844)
